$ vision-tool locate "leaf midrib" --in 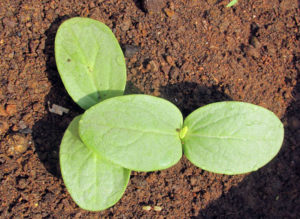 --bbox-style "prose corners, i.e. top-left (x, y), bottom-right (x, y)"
top-left (69, 26), bottom-right (101, 100)
top-left (187, 133), bottom-right (271, 142)
top-left (94, 123), bottom-right (179, 136)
